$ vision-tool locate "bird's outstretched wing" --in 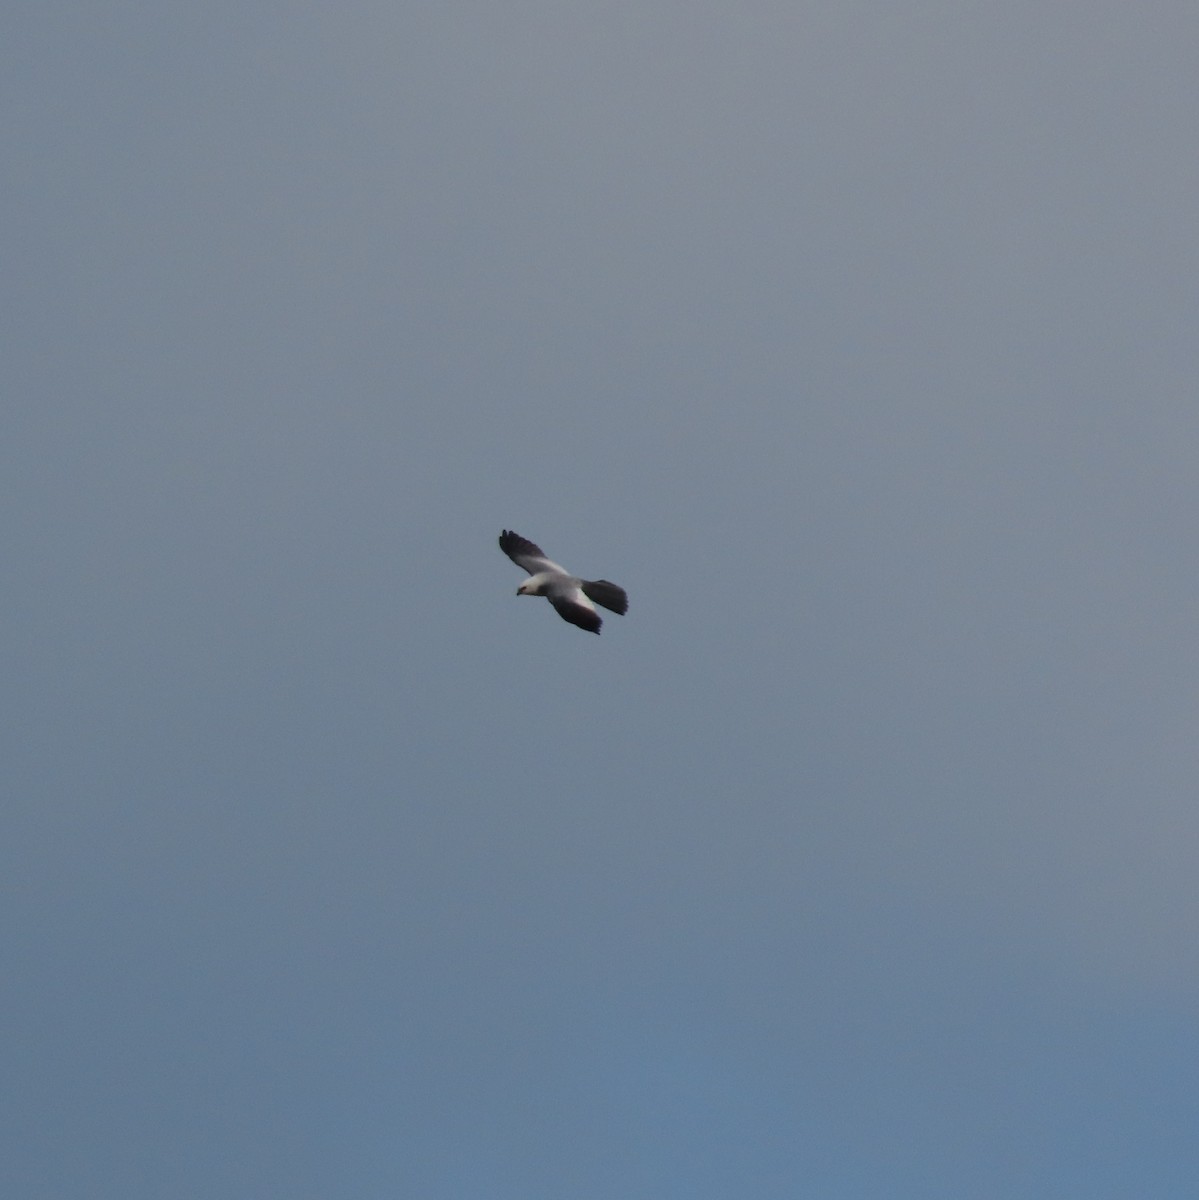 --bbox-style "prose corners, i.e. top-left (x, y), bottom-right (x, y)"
top-left (498, 530), bottom-right (568, 577)
top-left (549, 592), bottom-right (602, 634)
